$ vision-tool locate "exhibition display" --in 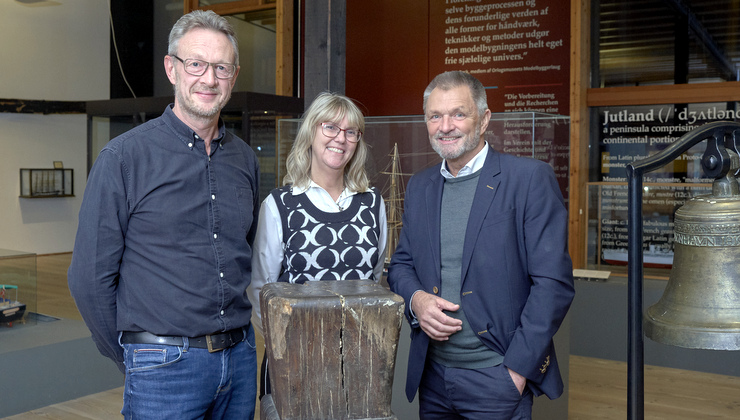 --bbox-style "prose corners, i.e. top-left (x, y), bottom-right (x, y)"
top-left (0, 249), bottom-right (37, 328)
